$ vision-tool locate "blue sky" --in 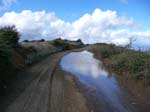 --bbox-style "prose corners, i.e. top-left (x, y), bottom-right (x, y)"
top-left (0, 0), bottom-right (149, 49)
top-left (1, 0), bottom-right (149, 29)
